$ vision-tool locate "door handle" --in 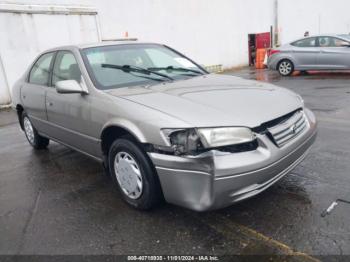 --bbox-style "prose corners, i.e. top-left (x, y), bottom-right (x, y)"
top-left (47, 101), bottom-right (53, 106)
